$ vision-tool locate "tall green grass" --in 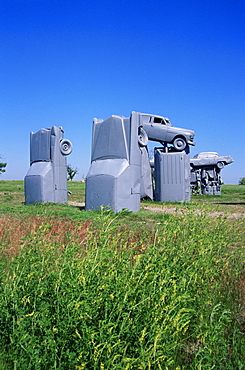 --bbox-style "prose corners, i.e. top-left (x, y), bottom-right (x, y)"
top-left (0, 208), bottom-right (244, 369)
